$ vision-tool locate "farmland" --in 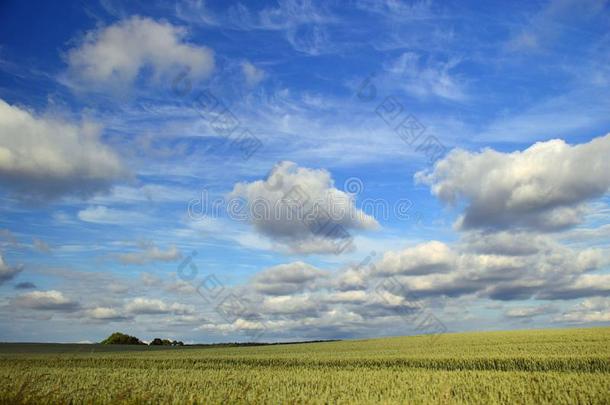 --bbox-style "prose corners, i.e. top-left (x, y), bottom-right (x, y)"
top-left (0, 327), bottom-right (609, 404)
